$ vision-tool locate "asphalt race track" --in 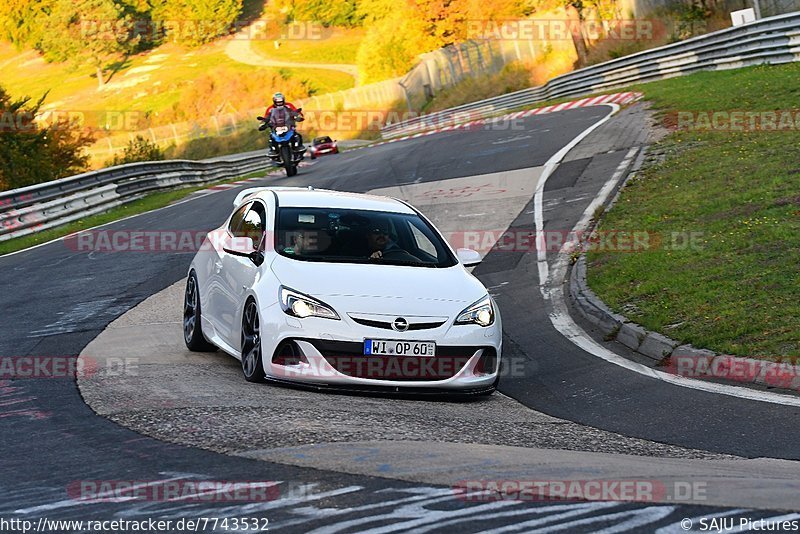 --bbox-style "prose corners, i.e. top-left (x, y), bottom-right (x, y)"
top-left (2, 104), bottom-right (799, 531)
